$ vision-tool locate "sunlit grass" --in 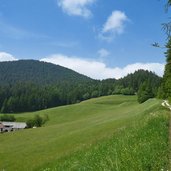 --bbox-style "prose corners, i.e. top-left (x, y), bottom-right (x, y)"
top-left (44, 107), bottom-right (170, 171)
top-left (0, 95), bottom-right (169, 171)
